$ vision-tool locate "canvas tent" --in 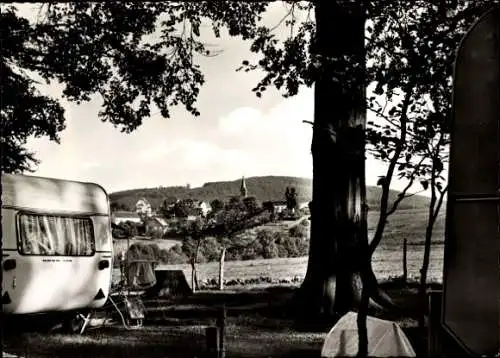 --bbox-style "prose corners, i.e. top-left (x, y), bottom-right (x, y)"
top-left (125, 243), bottom-right (158, 290)
top-left (3, 352), bottom-right (23, 358)
top-left (321, 312), bottom-right (416, 357)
